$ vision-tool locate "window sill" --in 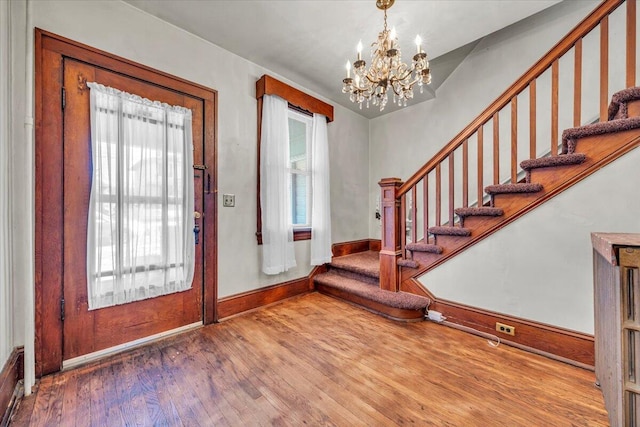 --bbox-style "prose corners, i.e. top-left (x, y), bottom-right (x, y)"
top-left (256, 228), bottom-right (311, 245)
